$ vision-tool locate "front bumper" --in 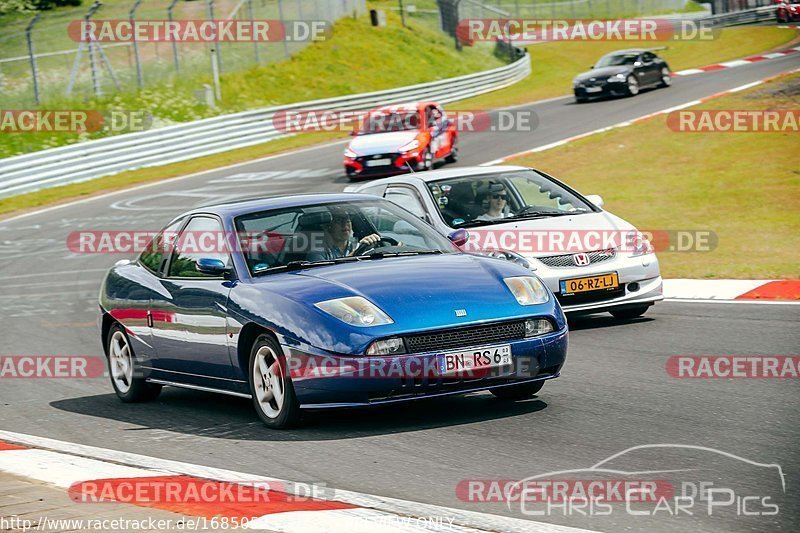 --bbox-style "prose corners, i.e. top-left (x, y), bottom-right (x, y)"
top-left (283, 327), bottom-right (568, 408)
top-left (574, 79), bottom-right (627, 99)
top-left (532, 253), bottom-right (663, 314)
top-left (345, 152), bottom-right (421, 178)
